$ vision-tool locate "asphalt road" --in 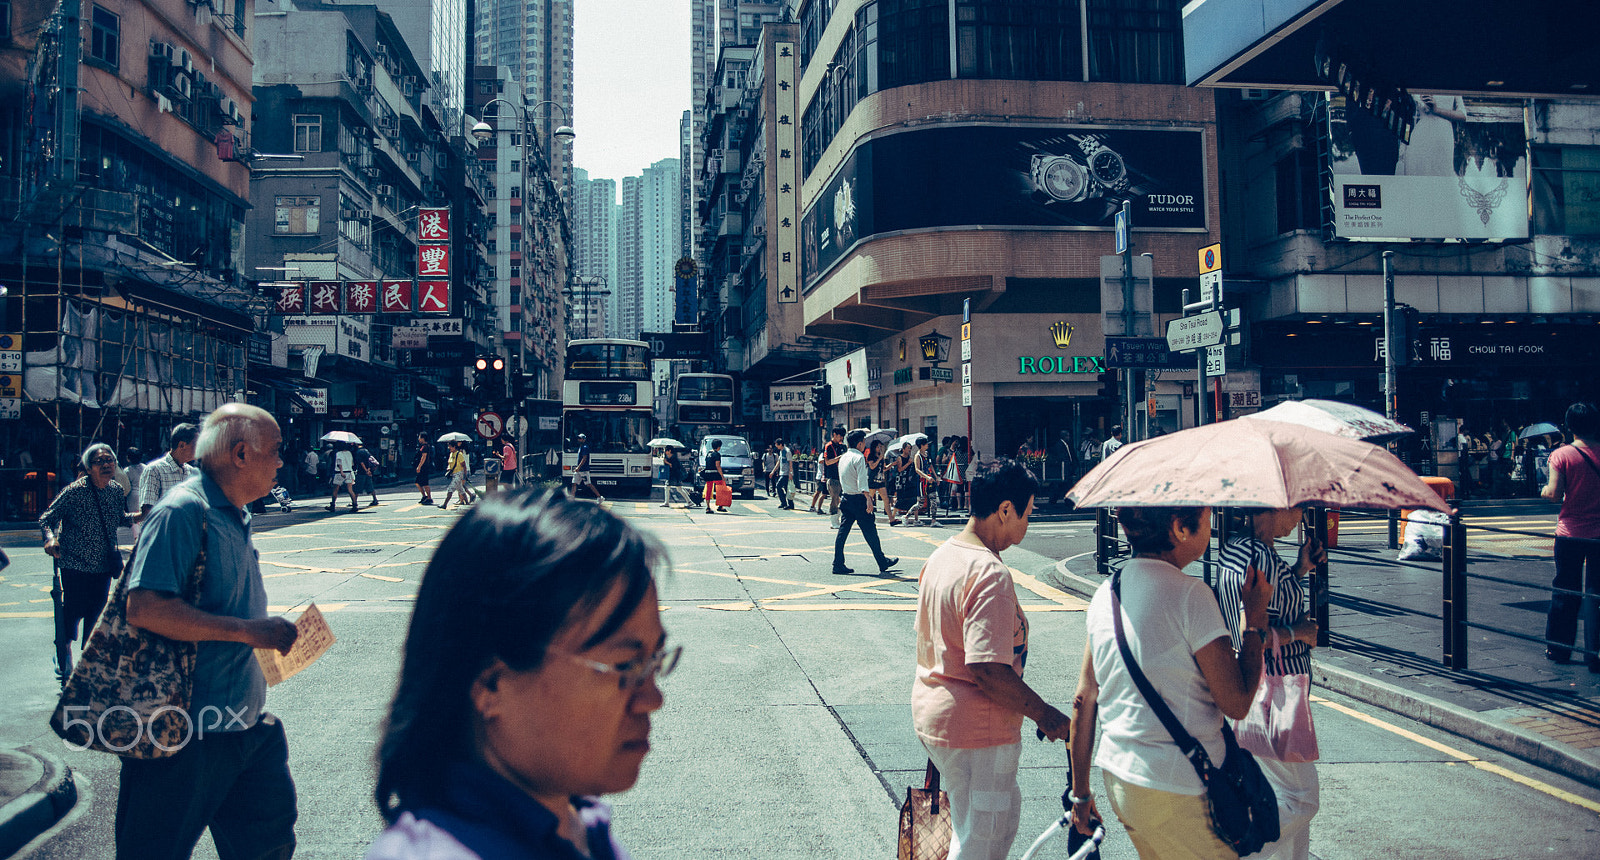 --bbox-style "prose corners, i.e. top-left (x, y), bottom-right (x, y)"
top-left (1, 490), bottom-right (1595, 858)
